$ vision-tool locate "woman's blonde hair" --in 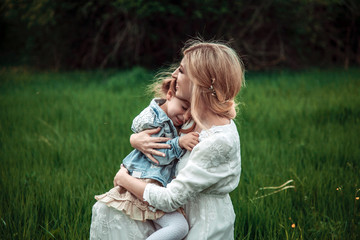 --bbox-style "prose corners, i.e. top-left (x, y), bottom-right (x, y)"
top-left (182, 39), bottom-right (245, 128)
top-left (149, 39), bottom-right (245, 129)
